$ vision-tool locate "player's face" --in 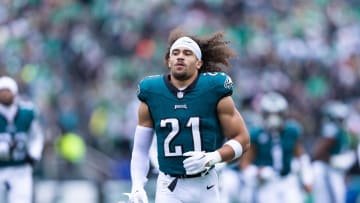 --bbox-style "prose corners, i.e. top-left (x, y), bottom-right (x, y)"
top-left (0, 89), bottom-right (14, 106)
top-left (263, 111), bottom-right (284, 131)
top-left (168, 47), bottom-right (202, 81)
